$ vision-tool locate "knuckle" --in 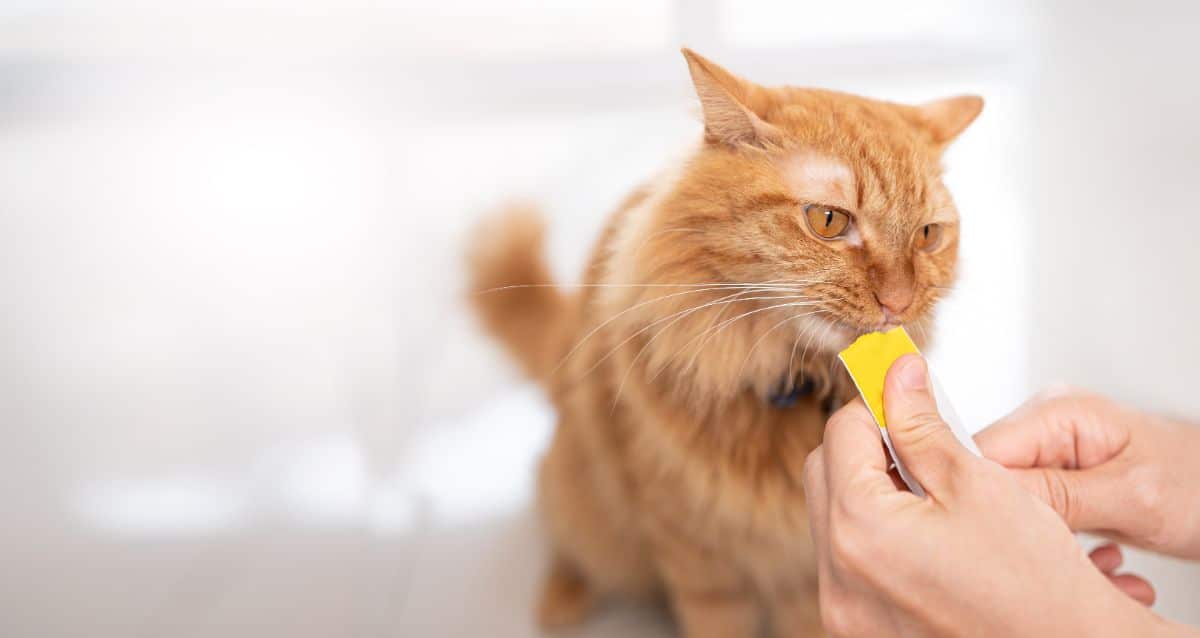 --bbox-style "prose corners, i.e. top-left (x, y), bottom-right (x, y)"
top-left (1039, 470), bottom-right (1078, 525)
top-left (911, 411), bottom-right (948, 432)
top-left (900, 413), bottom-right (950, 448)
top-left (1048, 418), bottom-right (1080, 464)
